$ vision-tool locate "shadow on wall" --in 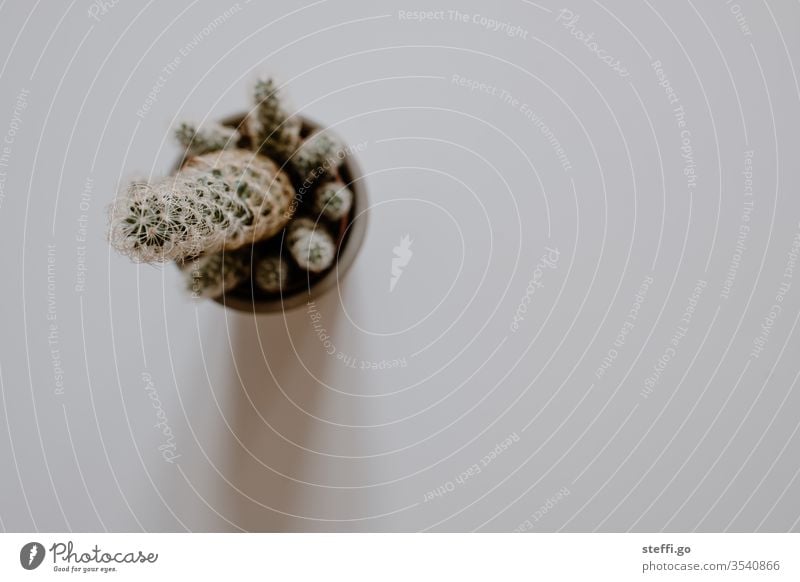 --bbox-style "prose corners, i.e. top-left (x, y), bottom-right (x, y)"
top-left (223, 291), bottom-right (347, 532)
